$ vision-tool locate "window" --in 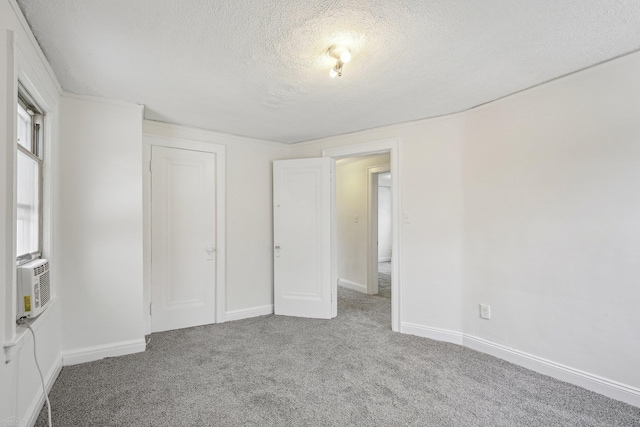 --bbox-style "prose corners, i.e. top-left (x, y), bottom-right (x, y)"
top-left (16, 89), bottom-right (44, 263)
